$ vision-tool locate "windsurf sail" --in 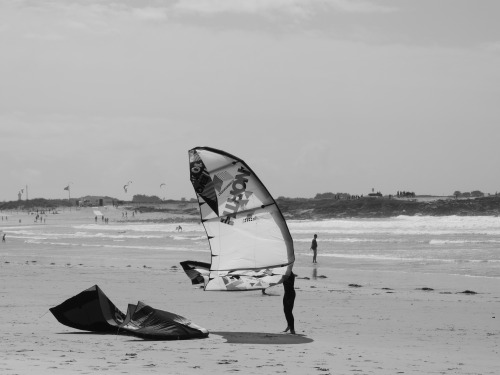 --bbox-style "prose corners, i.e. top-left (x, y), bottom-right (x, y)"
top-left (182, 147), bottom-right (295, 291)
